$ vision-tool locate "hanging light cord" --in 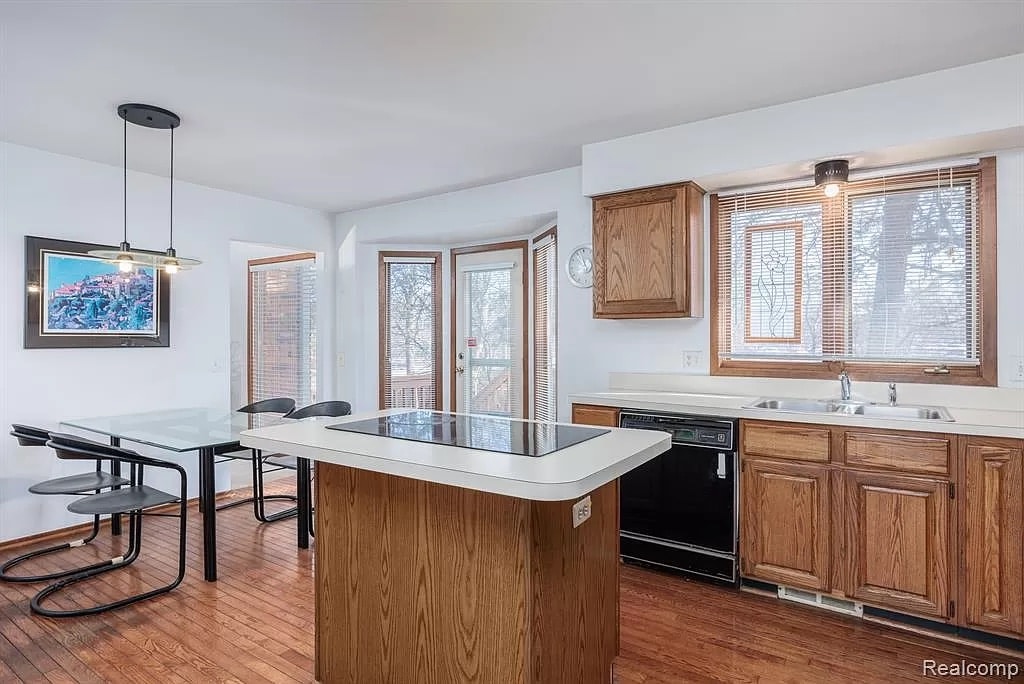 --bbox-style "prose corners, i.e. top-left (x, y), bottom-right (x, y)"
top-left (123, 116), bottom-right (128, 246)
top-left (169, 126), bottom-right (174, 250)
